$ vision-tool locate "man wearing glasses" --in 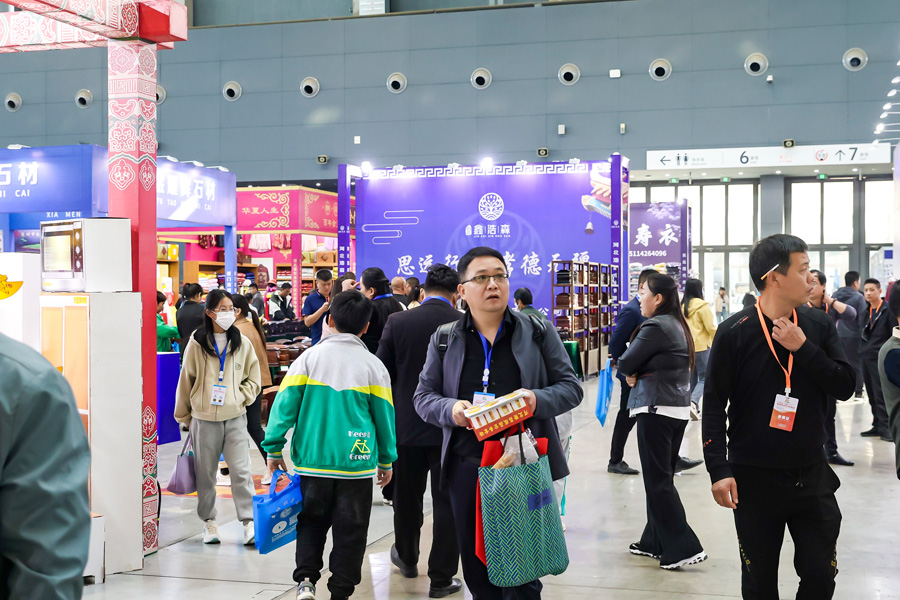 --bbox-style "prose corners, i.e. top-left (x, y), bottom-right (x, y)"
top-left (415, 246), bottom-right (583, 599)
